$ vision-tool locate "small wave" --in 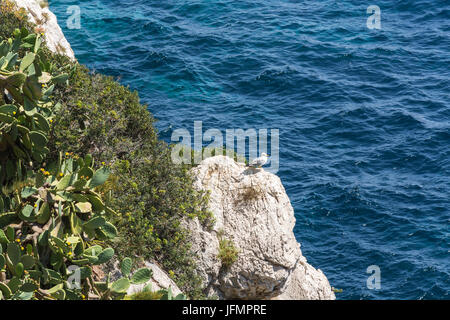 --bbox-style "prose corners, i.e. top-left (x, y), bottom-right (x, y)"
top-left (400, 111), bottom-right (450, 129)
